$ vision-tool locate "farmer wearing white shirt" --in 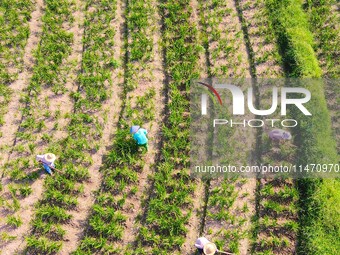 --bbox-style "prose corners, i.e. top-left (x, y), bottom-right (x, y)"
top-left (195, 237), bottom-right (217, 255)
top-left (36, 153), bottom-right (57, 175)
